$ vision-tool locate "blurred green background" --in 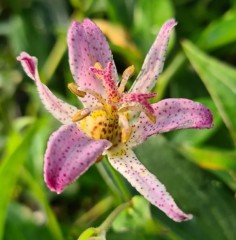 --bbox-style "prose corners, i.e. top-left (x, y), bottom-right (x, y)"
top-left (1, 0), bottom-right (236, 239)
